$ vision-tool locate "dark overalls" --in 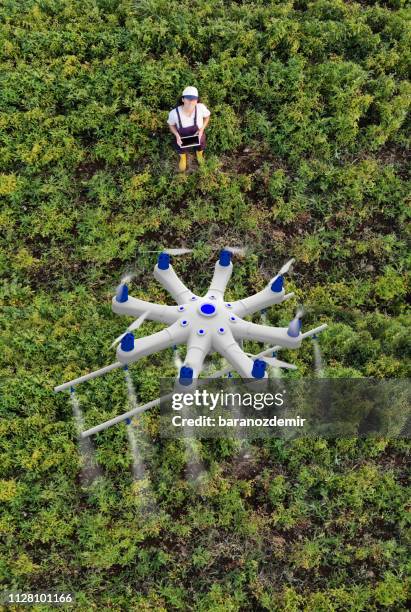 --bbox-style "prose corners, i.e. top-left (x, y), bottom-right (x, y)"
top-left (173, 105), bottom-right (206, 154)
